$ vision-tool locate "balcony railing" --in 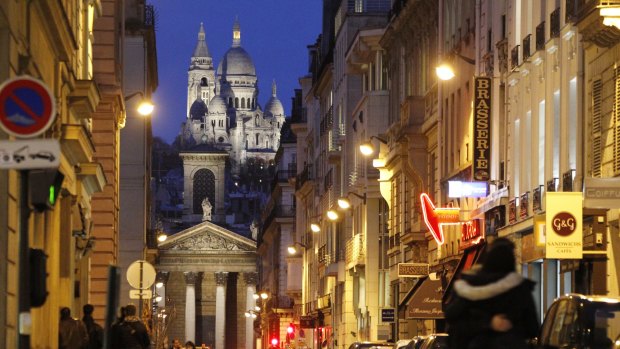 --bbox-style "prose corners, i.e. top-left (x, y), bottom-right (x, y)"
top-left (295, 164), bottom-right (314, 191)
top-left (536, 21), bottom-right (546, 51)
top-left (262, 204), bottom-right (295, 229)
top-left (511, 45), bottom-right (520, 70)
top-left (522, 34), bottom-right (532, 60)
top-left (346, 234), bottom-right (366, 267)
top-left (550, 8), bottom-right (561, 38)
top-left (496, 38), bottom-right (508, 73)
top-left (271, 170), bottom-right (295, 191)
top-left (319, 106), bottom-right (333, 136)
